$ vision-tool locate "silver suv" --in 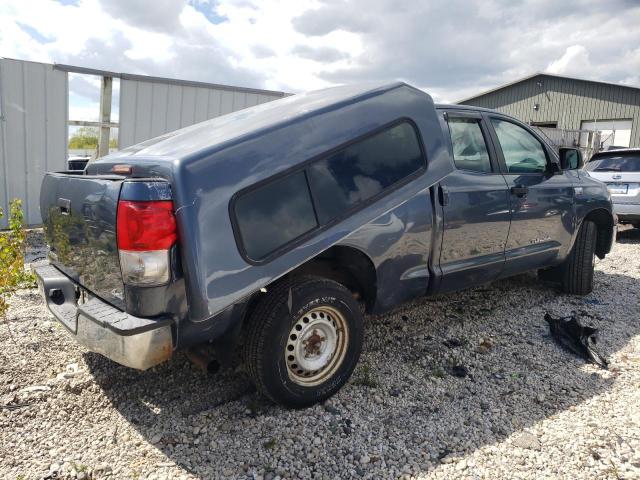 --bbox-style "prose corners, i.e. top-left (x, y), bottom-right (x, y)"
top-left (586, 148), bottom-right (640, 229)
